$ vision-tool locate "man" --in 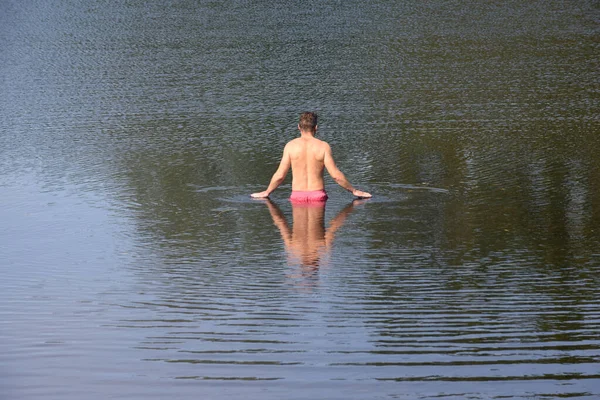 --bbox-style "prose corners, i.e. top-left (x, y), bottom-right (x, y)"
top-left (250, 112), bottom-right (372, 202)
